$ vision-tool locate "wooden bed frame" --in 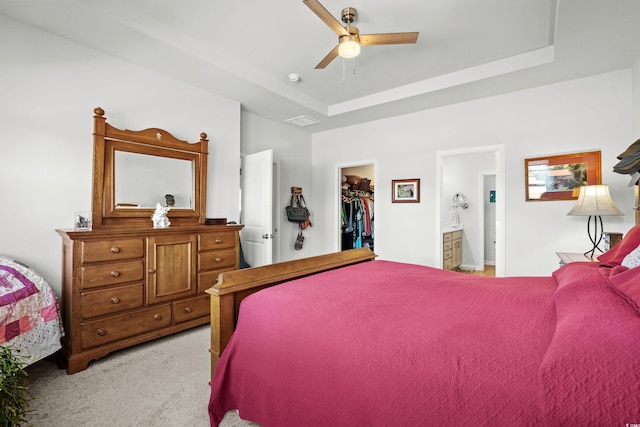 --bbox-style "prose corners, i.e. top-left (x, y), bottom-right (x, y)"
top-left (205, 247), bottom-right (376, 377)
